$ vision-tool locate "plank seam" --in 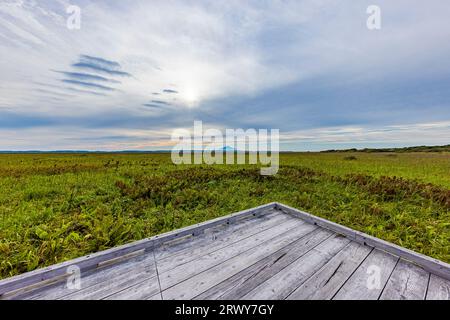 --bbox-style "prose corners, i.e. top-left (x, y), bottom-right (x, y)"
top-left (424, 272), bottom-right (432, 300)
top-left (330, 247), bottom-right (375, 300)
top-left (241, 232), bottom-right (339, 300)
top-left (0, 202), bottom-right (277, 296)
top-left (57, 257), bottom-right (158, 300)
top-left (157, 215), bottom-right (298, 275)
top-left (99, 274), bottom-right (160, 300)
top-left (275, 202), bottom-right (450, 281)
top-left (23, 254), bottom-right (158, 300)
top-left (159, 219), bottom-right (306, 293)
top-left (152, 249), bottom-right (164, 301)
top-left (97, 274), bottom-right (159, 300)
top-left (193, 226), bottom-right (326, 300)
top-left (156, 211), bottom-right (288, 268)
top-left (283, 239), bottom-right (355, 300)
top-left (156, 210), bottom-right (280, 261)
top-left (377, 257), bottom-right (400, 300)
